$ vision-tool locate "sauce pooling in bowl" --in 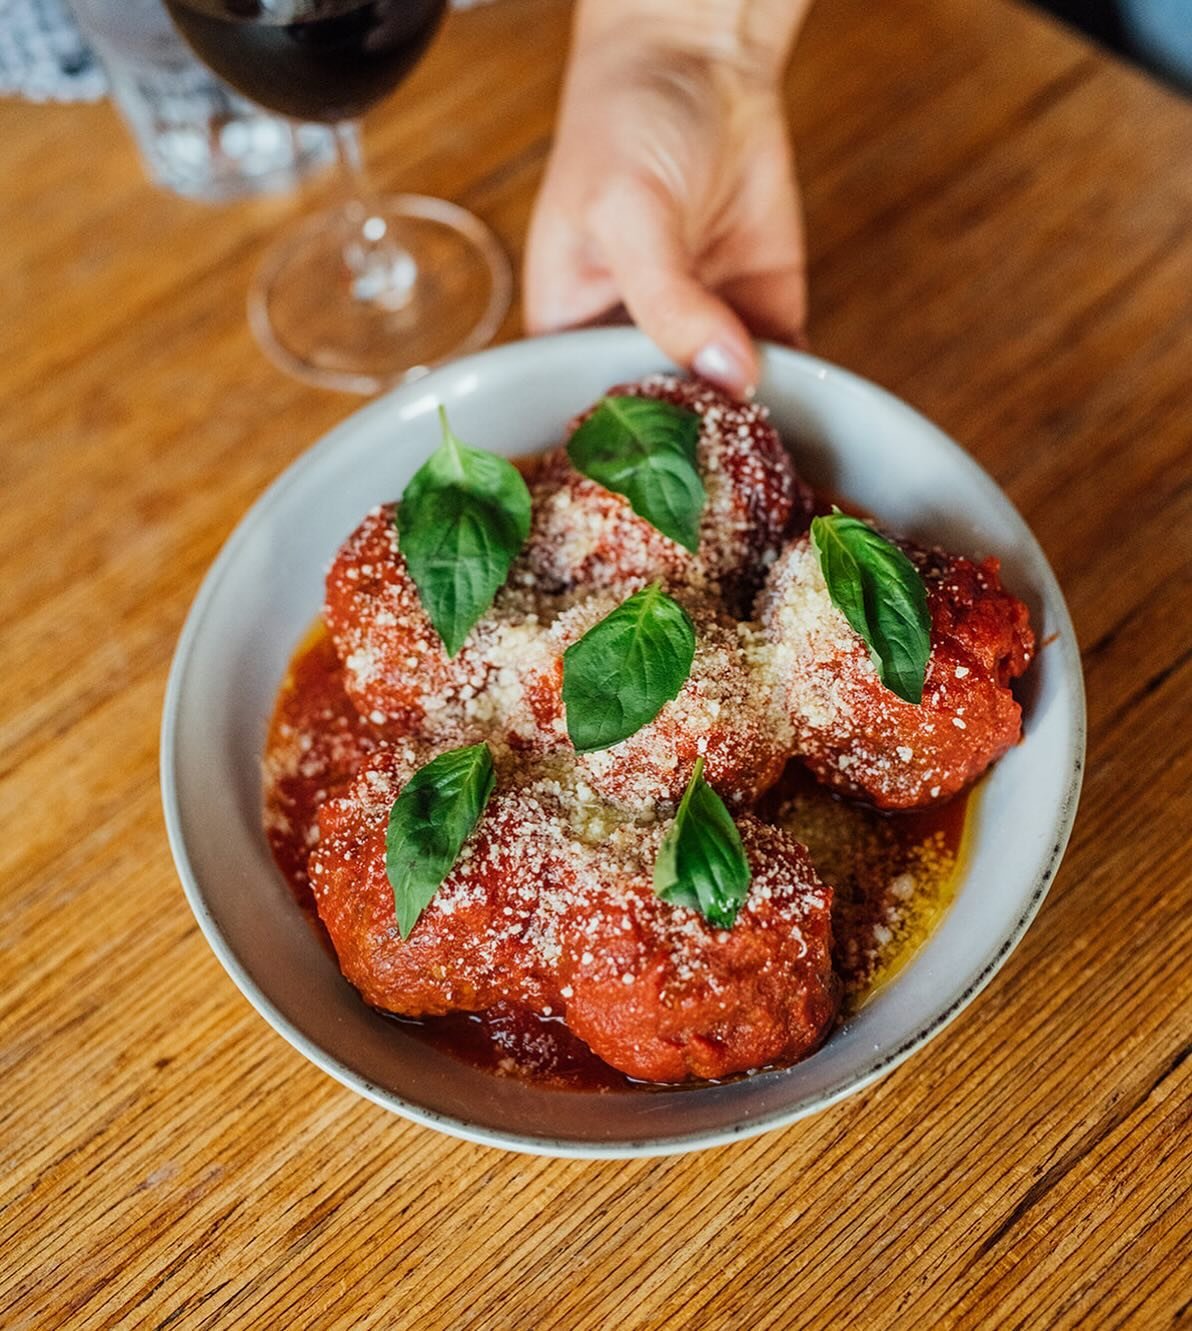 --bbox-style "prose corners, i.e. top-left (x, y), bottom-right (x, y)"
top-left (264, 626), bottom-right (970, 1090)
